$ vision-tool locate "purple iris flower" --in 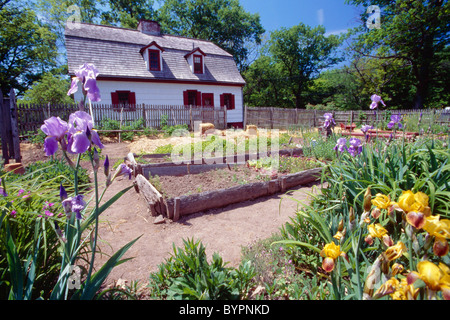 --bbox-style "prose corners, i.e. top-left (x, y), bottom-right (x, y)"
top-left (67, 63), bottom-right (101, 102)
top-left (119, 163), bottom-right (133, 180)
top-left (40, 116), bottom-right (69, 156)
top-left (348, 138), bottom-right (363, 157)
top-left (387, 114), bottom-right (403, 130)
top-left (62, 194), bottom-right (86, 219)
top-left (370, 94), bottom-right (386, 109)
top-left (323, 113), bottom-right (336, 129)
top-left (334, 138), bottom-right (347, 153)
top-left (361, 125), bottom-right (373, 134)
top-left (67, 111), bottom-right (104, 154)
